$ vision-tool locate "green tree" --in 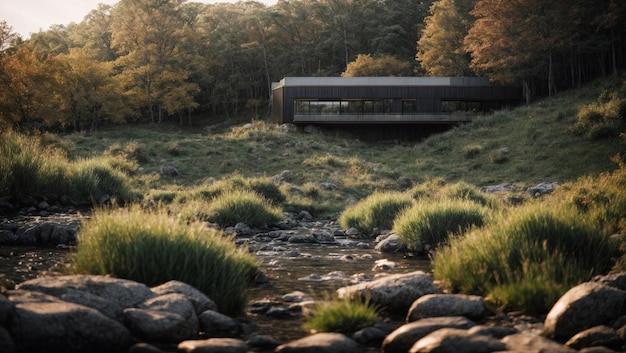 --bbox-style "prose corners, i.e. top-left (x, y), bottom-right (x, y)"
top-left (417, 0), bottom-right (476, 76)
